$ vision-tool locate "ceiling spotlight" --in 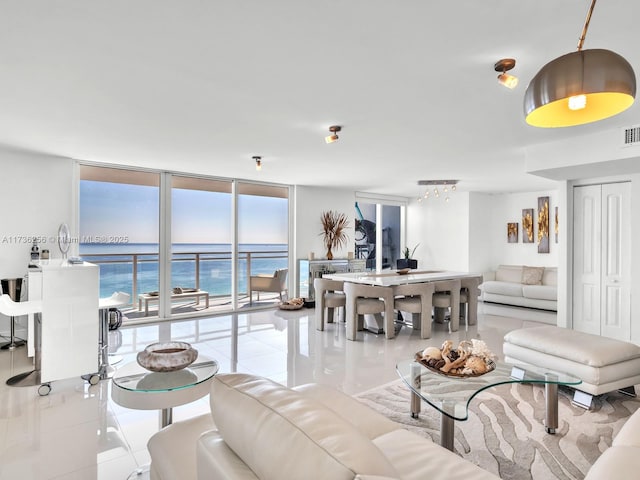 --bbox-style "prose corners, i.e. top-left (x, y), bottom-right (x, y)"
top-left (494, 58), bottom-right (518, 89)
top-left (253, 155), bottom-right (262, 171)
top-left (325, 125), bottom-right (342, 144)
top-left (524, 0), bottom-right (636, 127)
